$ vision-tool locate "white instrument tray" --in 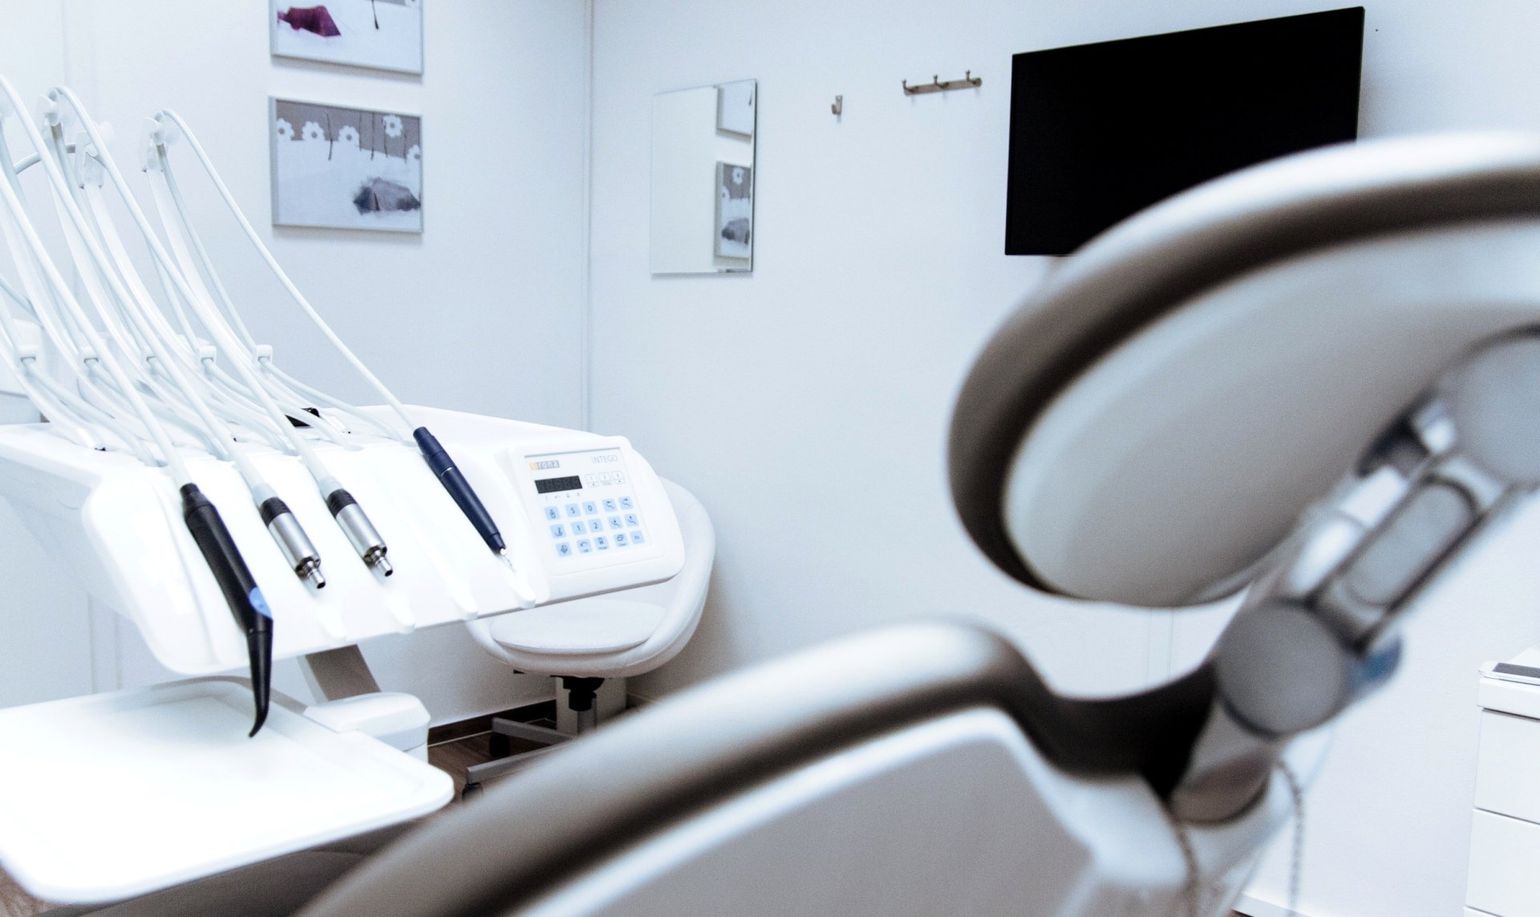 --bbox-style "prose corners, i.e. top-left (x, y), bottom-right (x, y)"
top-left (0, 678), bottom-right (452, 904)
